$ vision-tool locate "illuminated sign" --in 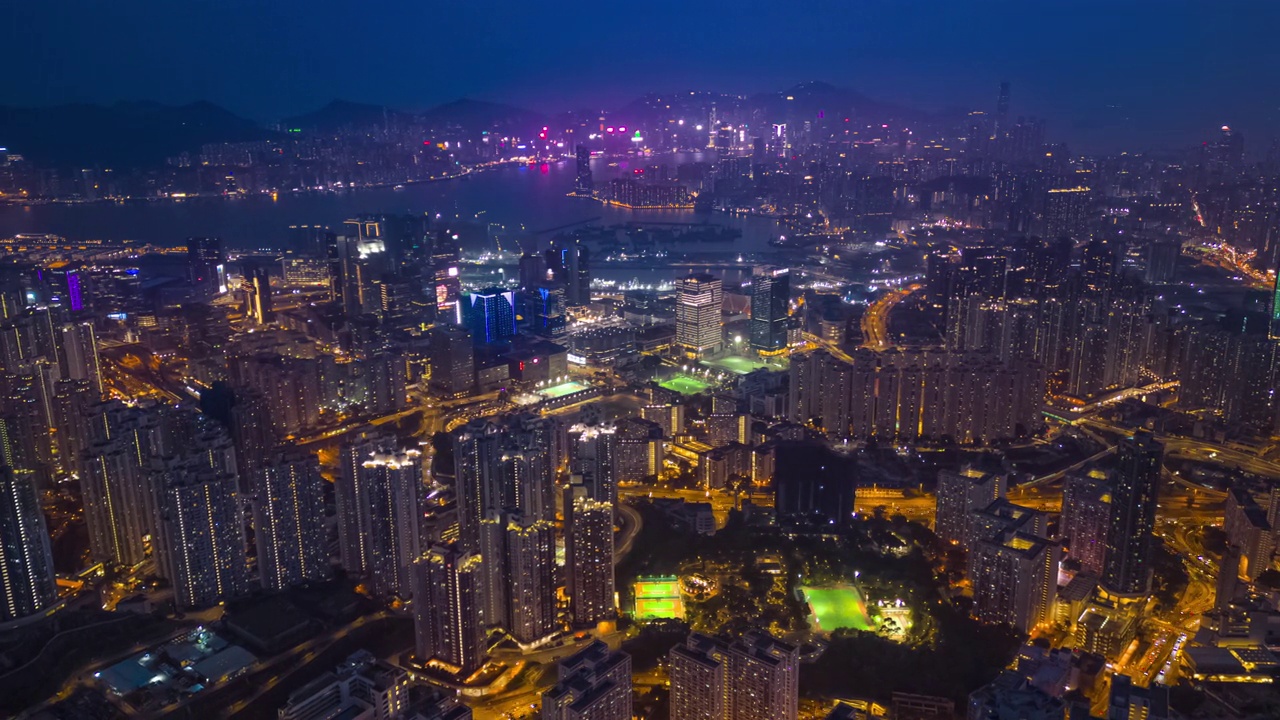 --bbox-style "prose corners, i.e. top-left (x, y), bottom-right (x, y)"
top-left (567, 353), bottom-right (587, 365)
